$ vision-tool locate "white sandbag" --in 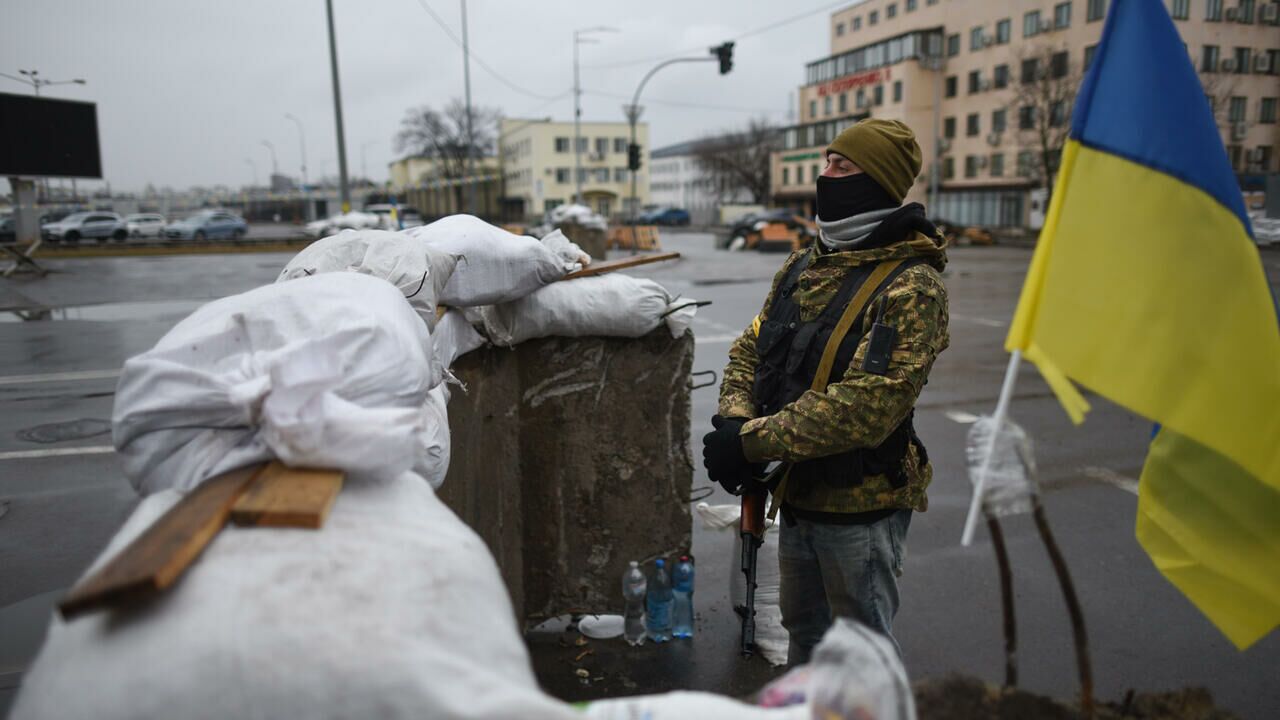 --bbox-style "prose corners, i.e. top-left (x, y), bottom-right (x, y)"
top-left (276, 229), bottom-right (458, 327)
top-left (474, 274), bottom-right (698, 348)
top-left (404, 214), bottom-right (584, 306)
top-left (113, 273), bottom-right (444, 496)
top-left (583, 691), bottom-right (807, 720)
top-left (10, 472), bottom-right (574, 720)
top-left (547, 202), bottom-right (608, 232)
top-left (806, 618), bottom-right (917, 719)
top-left (418, 384), bottom-right (451, 489)
top-left (695, 502), bottom-right (788, 666)
top-left (432, 308), bottom-right (487, 370)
